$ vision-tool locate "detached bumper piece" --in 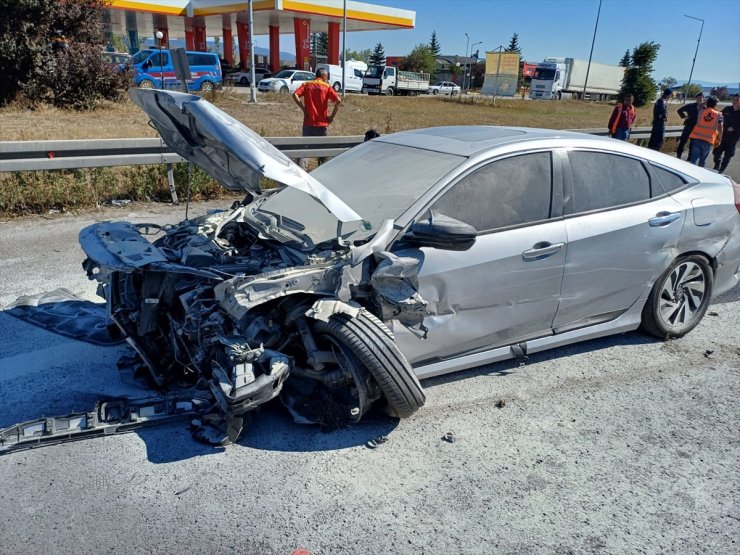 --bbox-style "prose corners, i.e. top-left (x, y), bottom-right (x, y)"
top-left (0, 395), bottom-right (195, 455)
